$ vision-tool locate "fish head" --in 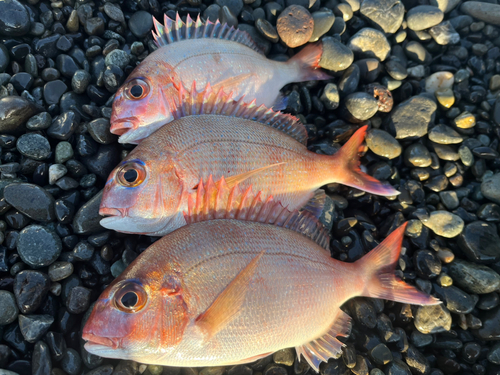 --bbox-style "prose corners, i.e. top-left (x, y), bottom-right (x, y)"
top-left (82, 266), bottom-right (189, 361)
top-left (99, 150), bottom-right (185, 235)
top-left (110, 61), bottom-right (178, 144)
